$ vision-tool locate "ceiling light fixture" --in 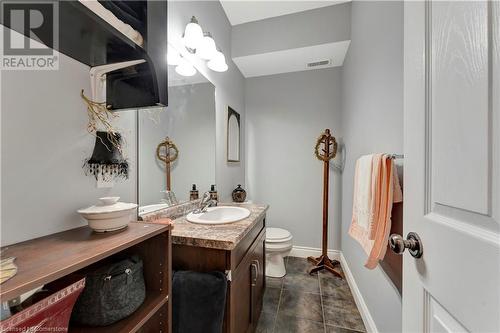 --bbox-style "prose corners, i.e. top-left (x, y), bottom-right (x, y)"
top-left (196, 32), bottom-right (217, 60)
top-left (182, 16), bottom-right (203, 50)
top-left (175, 58), bottom-right (197, 77)
top-left (179, 16), bottom-right (228, 73)
top-left (207, 50), bottom-right (228, 72)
